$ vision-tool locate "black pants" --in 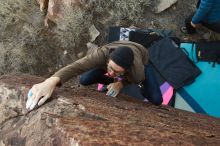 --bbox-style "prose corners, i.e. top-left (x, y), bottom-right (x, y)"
top-left (185, 0), bottom-right (220, 34)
